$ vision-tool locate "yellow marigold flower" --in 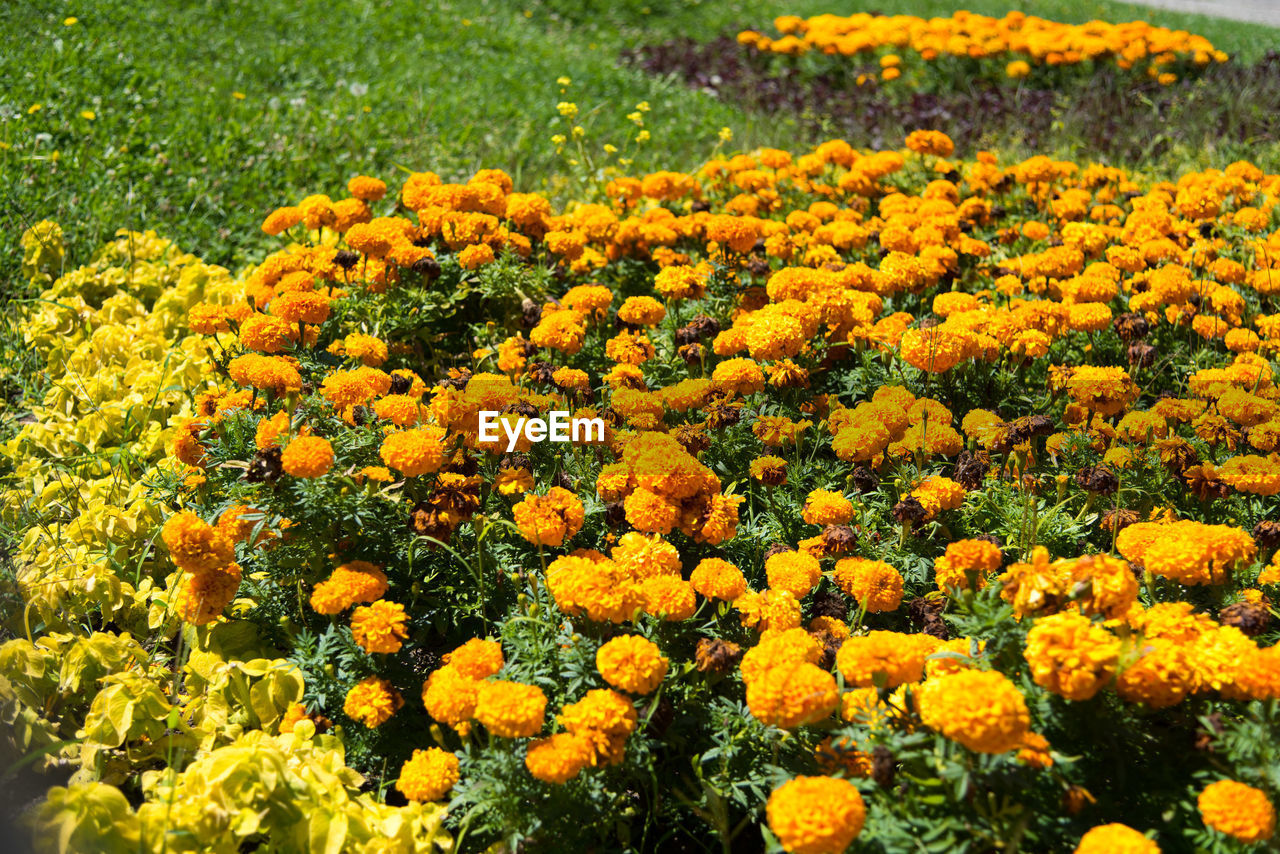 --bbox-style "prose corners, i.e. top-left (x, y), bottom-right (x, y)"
top-left (735, 588), bottom-right (803, 632)
top-left (623, 487), bottom-right (679, 535)
top-left (1073, 824), bottom-right (1160, 854)
top-left (173, 564), bottom-right (242, 625)
top-left (596, 635), bottom-right (669, 695)
top-left (458, 243), bottom-right (495, 269)
top-left (475, 680), bottom-right (547, 738)
top-left (350, 599), bottom-right (409, 654)
top-left (162, 511), bottom-right (234, 574)
top-left (513, 487), bottom-right (585, 547)
top-left (395, 748), bottom-right (459, 802)
top-left (1198, 780), bottom-right (1276, 843)
top-left (916, 669), bottom-right (1030, 753)
top-left (1143, 520), bottom-right (1257, 585)
top-left (801, 489), bottom-right (853, 526)
top-left (837, 631), bottom-right (938, 688)
top-left (342, 332), bottom-right (388, 367)
top-left (610, 532), bottom-right (681, 582)
top-left (1114, 639), bottom-right (1192, 709)
top-left (654, 264), bottom-right (708, 300)
top-left (690, 558), bottom-right (748, 601)
top-left (711, 357), bottom-right (765, 396)
top-left (749, 455), bottom-right (788, 486)
top-left (639, 575), bottom-right (696, 620)
top-left (833, 558), bottom-right (904, 613)
top-left (270, 290), bottom-right (331, 325)
top-left (281, 435), bottom-right (334, 478)
top-left (347, 175), bottom-right (388, 202)
top-left (343, 676), bottom-right (403, 728)
top-left (617, 295), bottom-right (666, 326)
top-left (421, 665), bottom-right (479, 726)
top-left (899, 326), bottom-right (968, 373)
top-left (546, 555), bottom-right (645, 623)
top-left (1065, 366), bottom-right (1138, 417)
top-left (766, 776), bottom-right (866, 854)
top-left (934, 538), bottom-right (1002, 591)
top-left (380, 427), bottom-right (446, 477)
top-left (1024, 612), bottom-right (1119, 701)
top-left (525, 732), bottom-right (595, 784)
top-left (228, 354), bottom-right (302, 395)
top-left (309, 561), bottom-right (389, 615)
top-left (559, 689), bottom-right (638, 766)
top-left (765, 551), bottom-right (823, 599)
top-left (740, 628), bottom-right (823, 683)
top-left (746, 662), bottom-right (839, 729)
top-left (262, 206), bottom-right (303, 235)
top-left (905, 130), bottom-right (955, 158)
top-left (444, 638), bottom-right (504, 679)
